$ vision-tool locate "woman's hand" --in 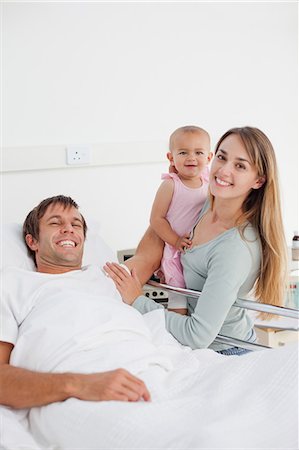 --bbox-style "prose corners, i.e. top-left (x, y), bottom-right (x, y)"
top-left (104, 262), bottom-right (143, 305)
